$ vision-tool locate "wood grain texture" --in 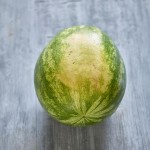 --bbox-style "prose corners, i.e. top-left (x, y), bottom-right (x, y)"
top-left (0, 0), bottom-right (150, 149)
